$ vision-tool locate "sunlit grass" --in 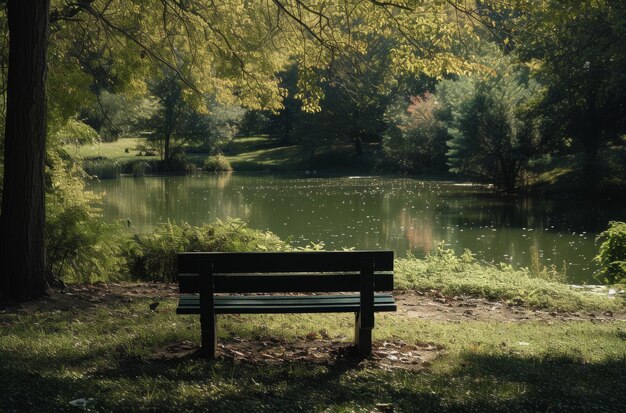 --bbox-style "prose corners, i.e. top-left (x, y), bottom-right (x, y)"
top-left (66, 137), bottom-right (157, 162)
top-left (395, 255), bottom-right (622, 312)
